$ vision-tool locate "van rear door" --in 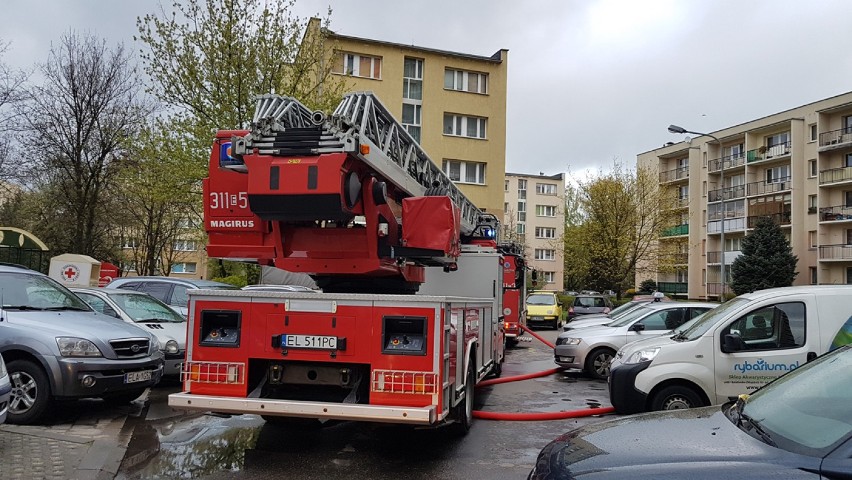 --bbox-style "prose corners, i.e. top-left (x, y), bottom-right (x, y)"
top-left (712, 294), bottom-right (819, 402)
